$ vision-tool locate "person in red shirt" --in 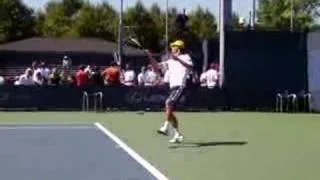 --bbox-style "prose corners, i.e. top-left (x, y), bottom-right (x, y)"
top-left (102, 62), bottom-right (121, 86)
top-left (76, 65), bottom-right (89, 87)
